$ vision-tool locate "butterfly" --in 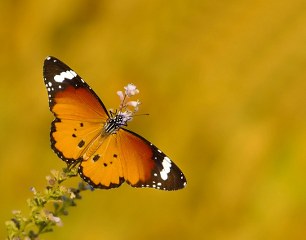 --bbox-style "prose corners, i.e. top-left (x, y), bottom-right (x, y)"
top-left (43, 56), bottom-right (187, 190)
